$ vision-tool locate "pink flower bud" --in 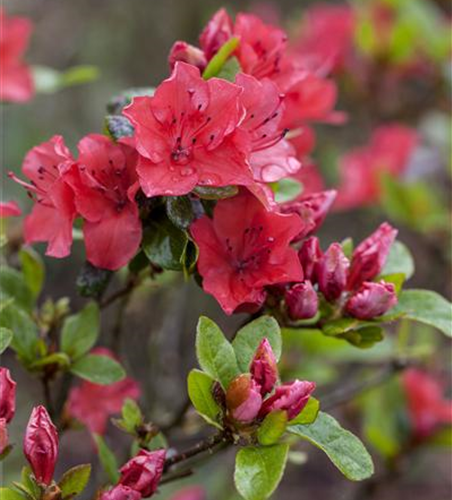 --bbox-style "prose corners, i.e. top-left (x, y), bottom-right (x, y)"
top-left (199, 8), bottom-right (233, 60)
top-left (285, 281), bottom-right (319, 320)
top-left (168, 41), bottom-right (207, 71)
top-left (226, 374), bottom-right (263, 423)
top-left (298, 236), bottom-right (322, 282)
top-left (348, 222), bottom-right (398, 290)
top-left (119, 449), bottom-right (166, 497)
top-left (100, 485), bottom-right (142, 500)
top-left (0, 418), bottom-right (9, 455)
top-left (281, 190), bottom-right (337, 242)
top-left (24, 406), bottom-right (59, 485)
top-left (346, 281), bottom-right (397, 319)
top-left (250, 339), bottom-right (278, 396)
top-left (317, 243), bottom-right (349, 301)
top-left (260, 380), bottom-right (316, 421)
top-left (0, 367), bottom-right (16, 423)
